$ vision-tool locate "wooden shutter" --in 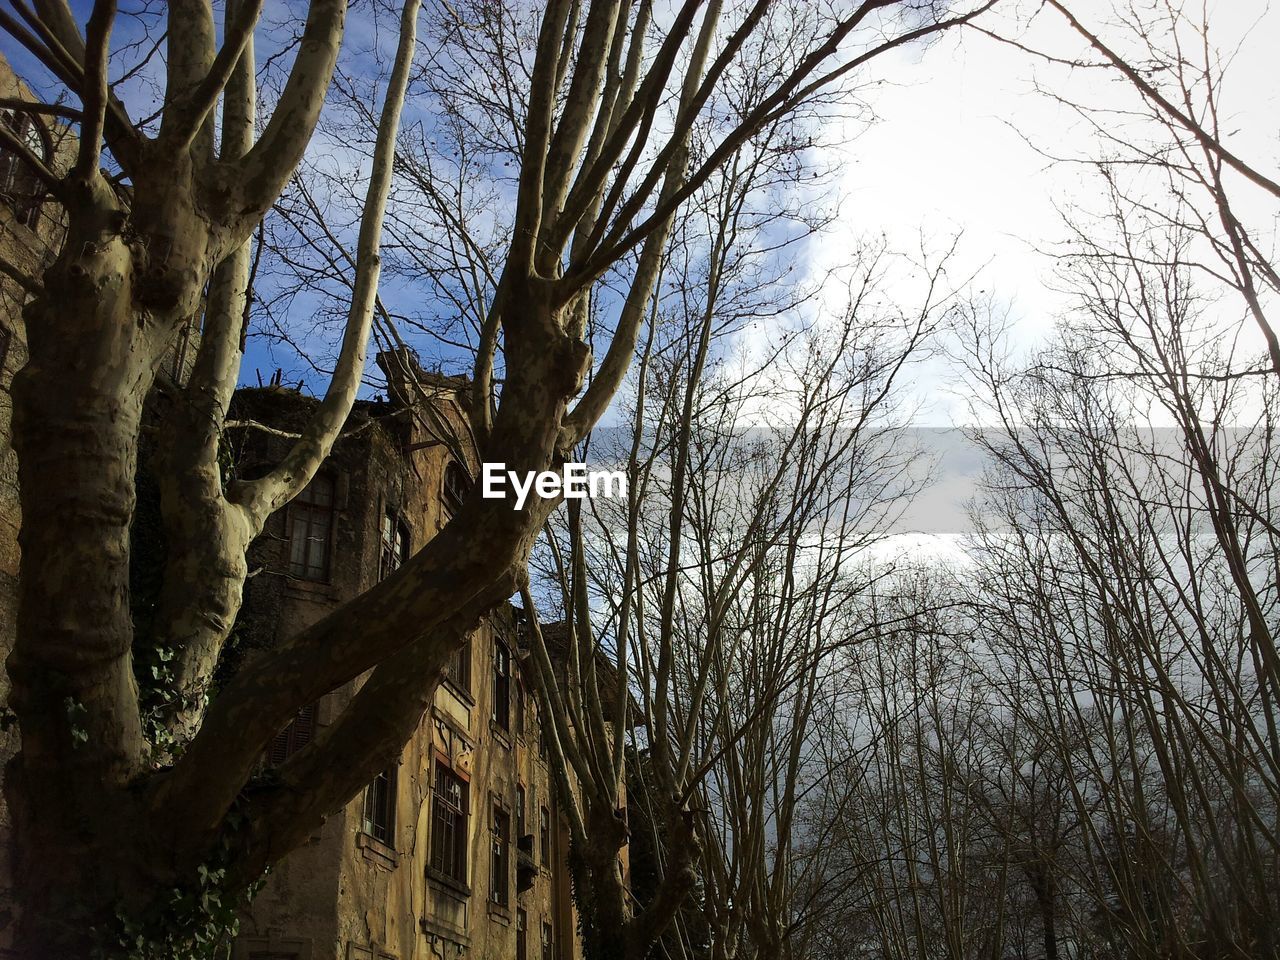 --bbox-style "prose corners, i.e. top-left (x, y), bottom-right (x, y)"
top-left (267, 703), bottom-right (317, 766)
top-left (293, 703), bottom-right (316, 749)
